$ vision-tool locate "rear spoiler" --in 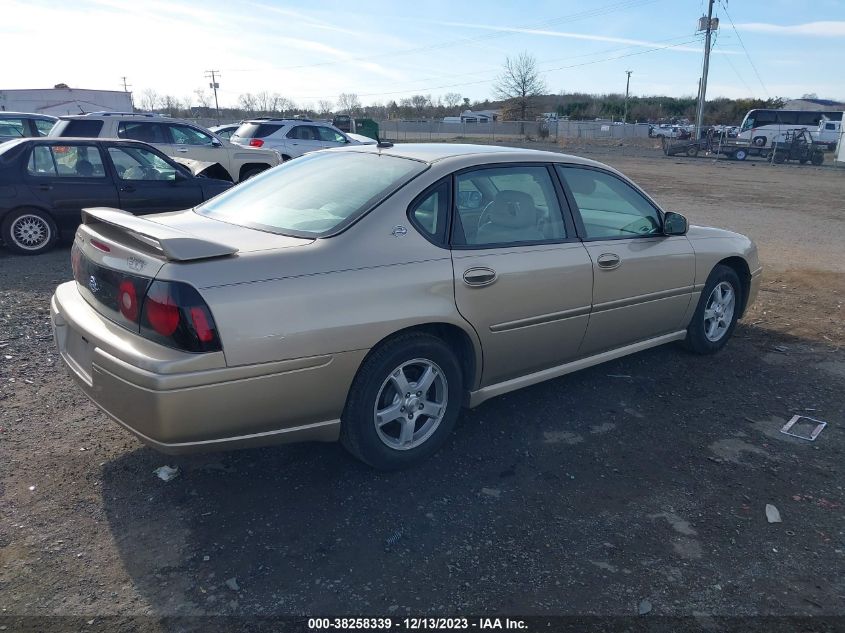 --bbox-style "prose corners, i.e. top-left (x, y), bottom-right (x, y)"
top-left (82, 207), bottom-right (238, 261)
